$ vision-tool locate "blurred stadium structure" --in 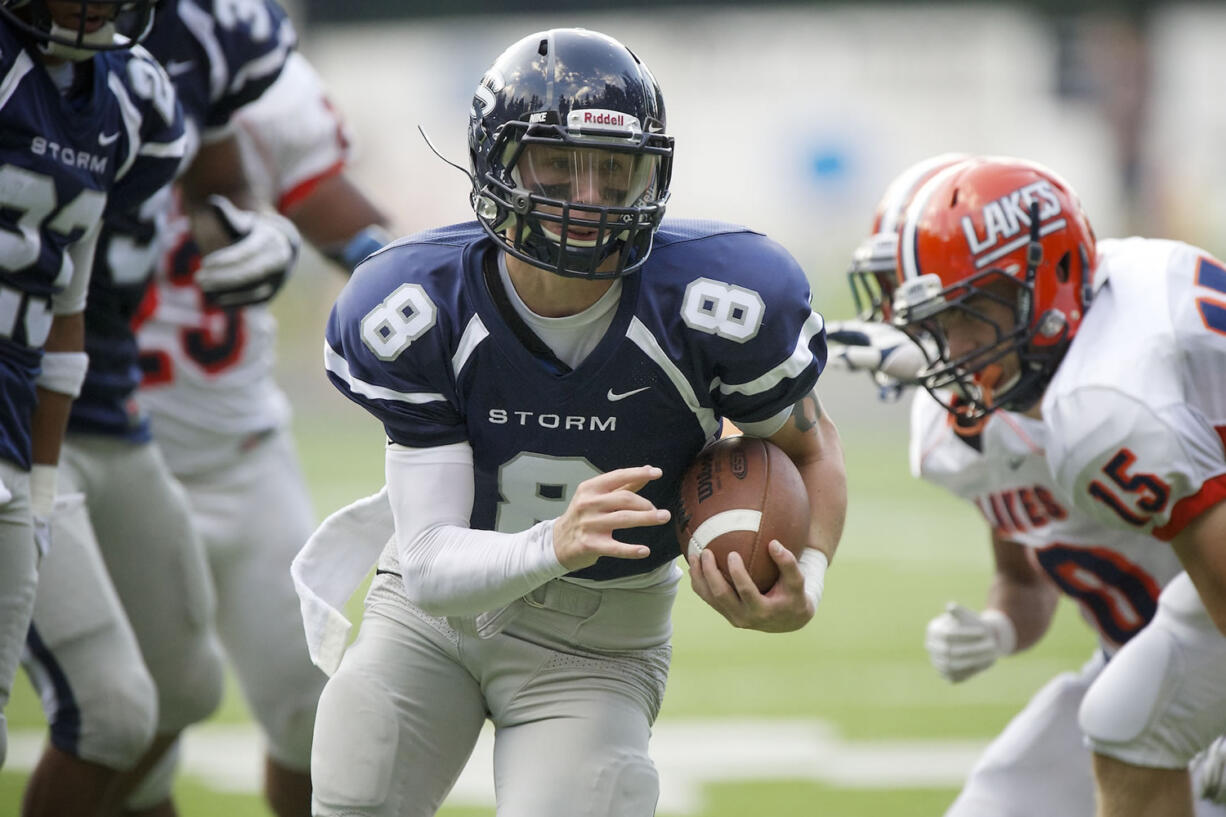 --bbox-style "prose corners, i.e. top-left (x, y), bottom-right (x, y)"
top-left (288, 2), bottom-right (1226, 259)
